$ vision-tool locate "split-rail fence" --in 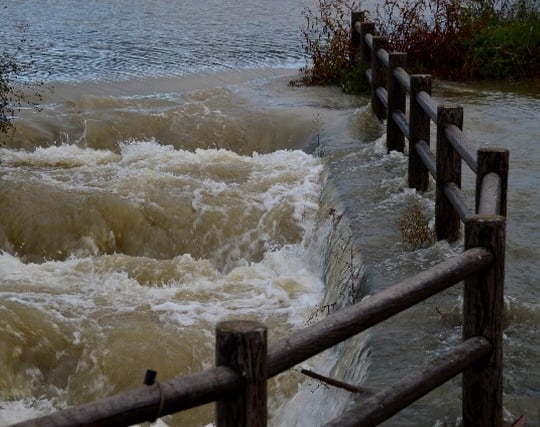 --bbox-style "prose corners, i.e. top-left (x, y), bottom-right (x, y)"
top-left (12, 12), bottom-right (509, 427)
